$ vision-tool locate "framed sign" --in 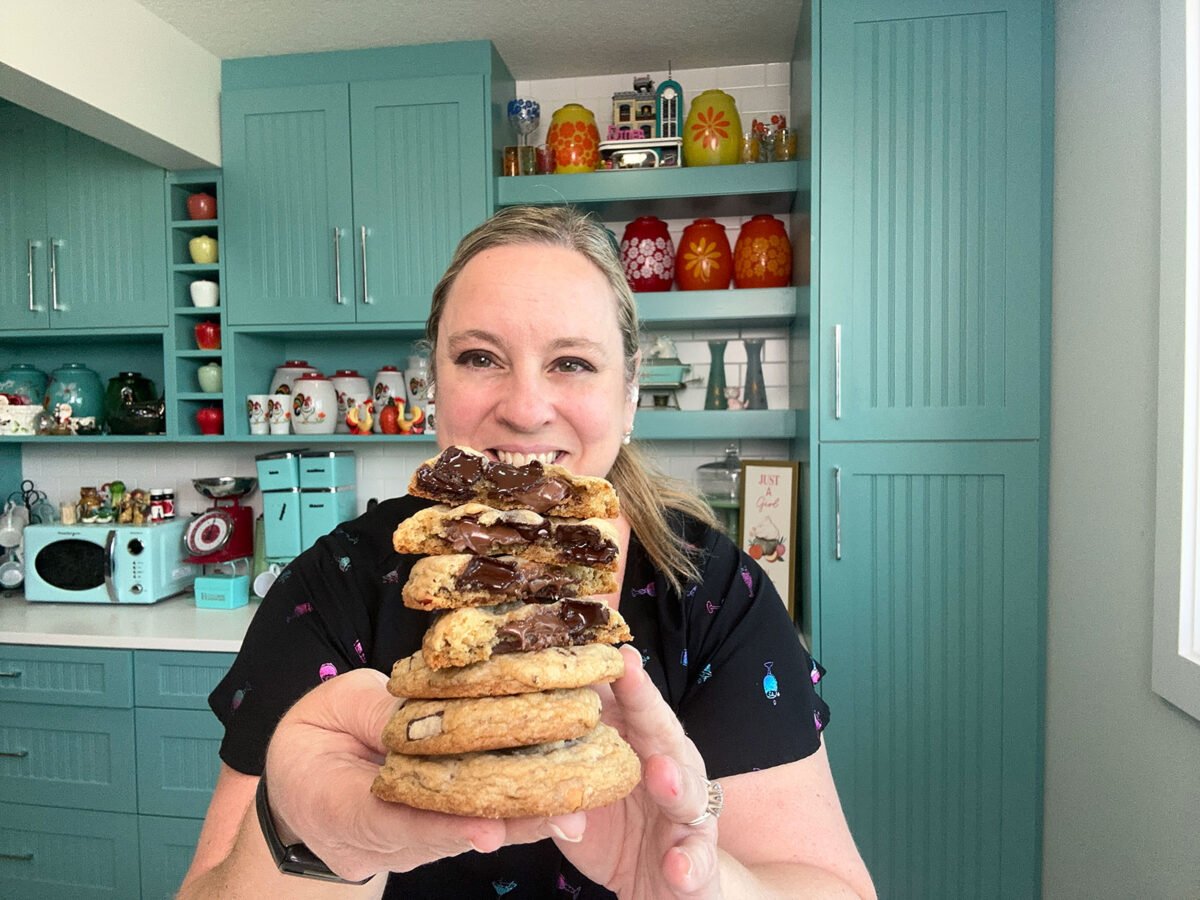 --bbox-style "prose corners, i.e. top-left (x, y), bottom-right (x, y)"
top-left (738, 459), bottom-right (799, 615)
